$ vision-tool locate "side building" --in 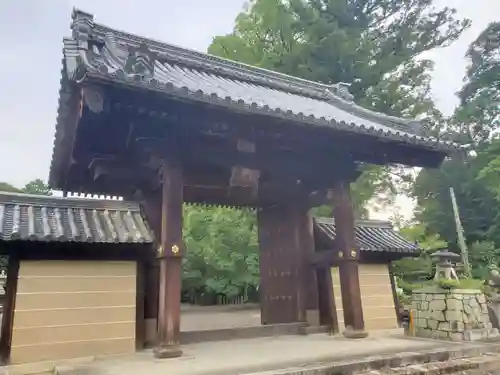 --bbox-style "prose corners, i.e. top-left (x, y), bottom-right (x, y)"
top-left (0, 192), bottom-right (154, 365)
top-left (314, 218), bottom-right (418, 332)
